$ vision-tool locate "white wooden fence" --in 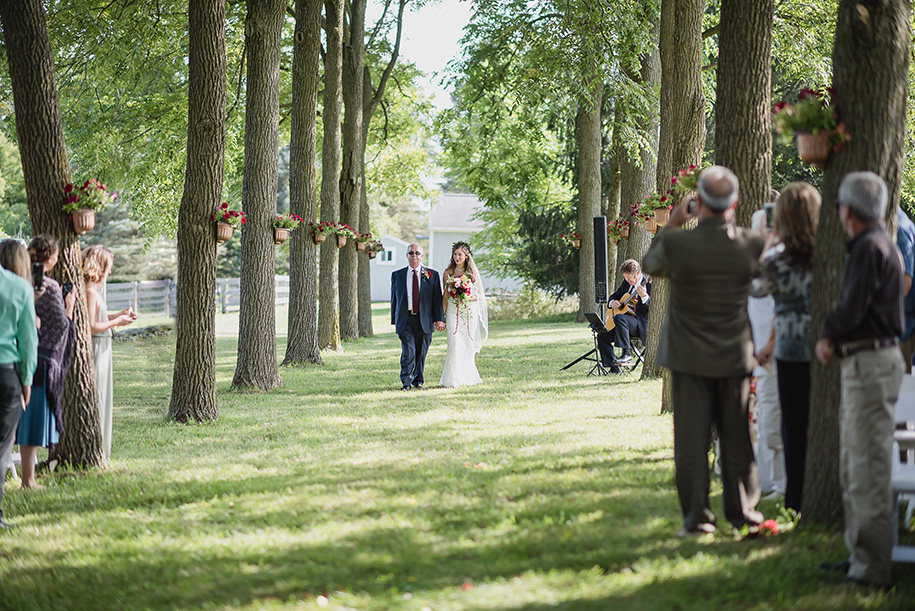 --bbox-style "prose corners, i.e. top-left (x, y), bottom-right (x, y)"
top-left (106, 276), bottom-right (290, 316)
